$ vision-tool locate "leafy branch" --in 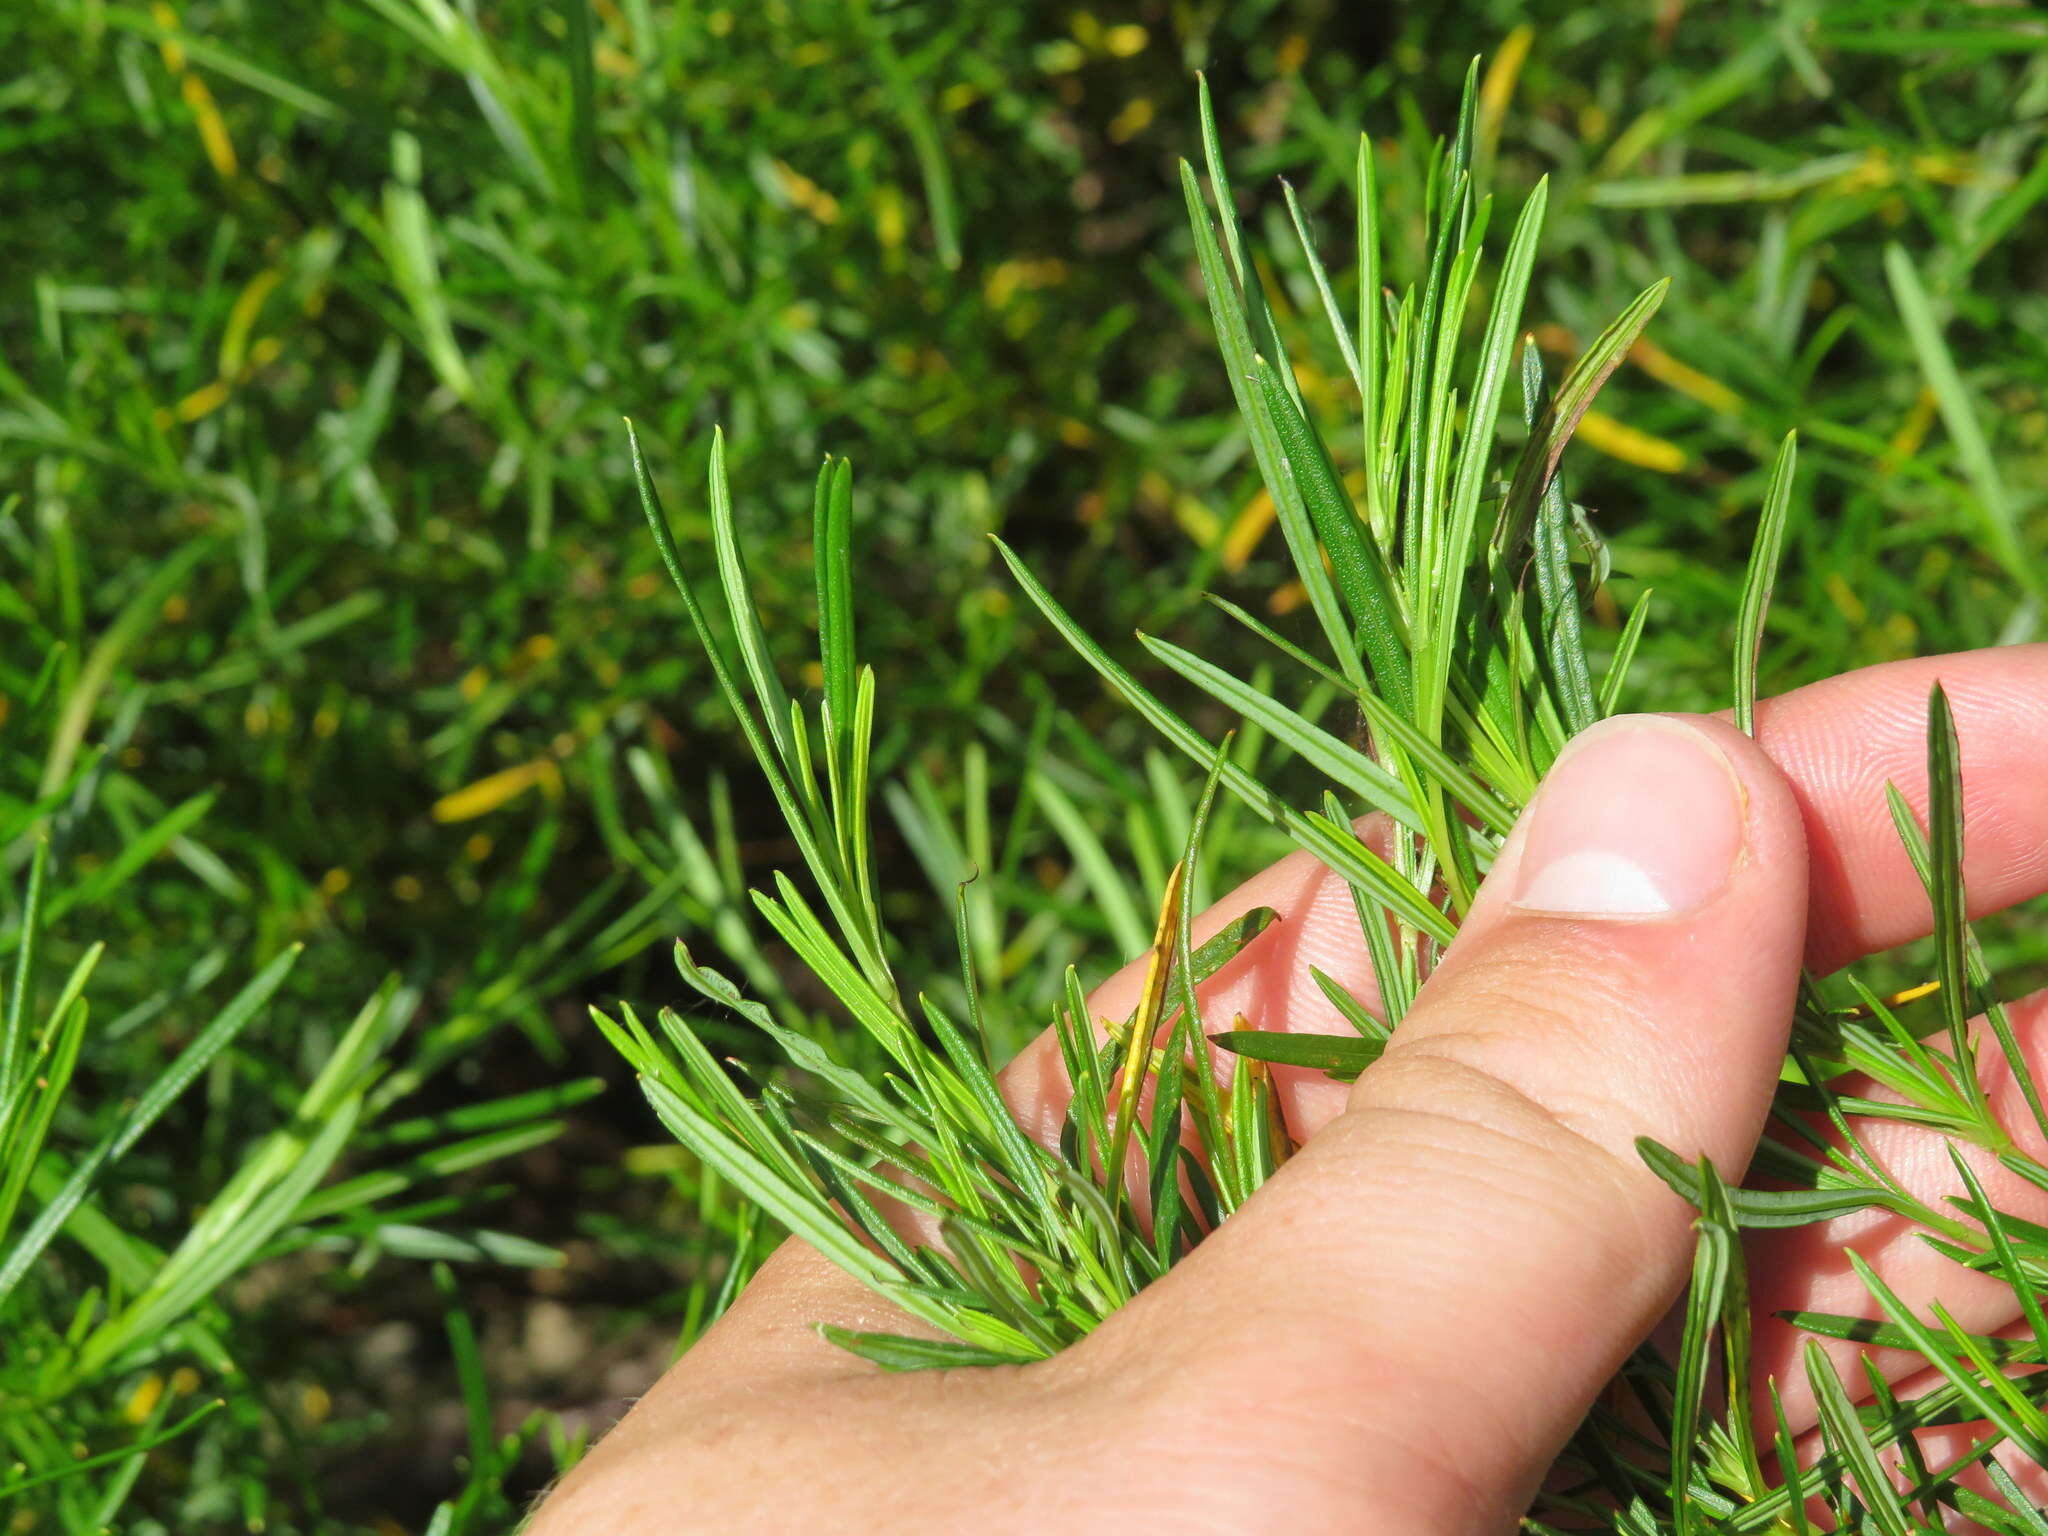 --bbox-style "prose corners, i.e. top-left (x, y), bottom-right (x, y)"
top-left (613, 61), bottom-right (2048, 1530)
